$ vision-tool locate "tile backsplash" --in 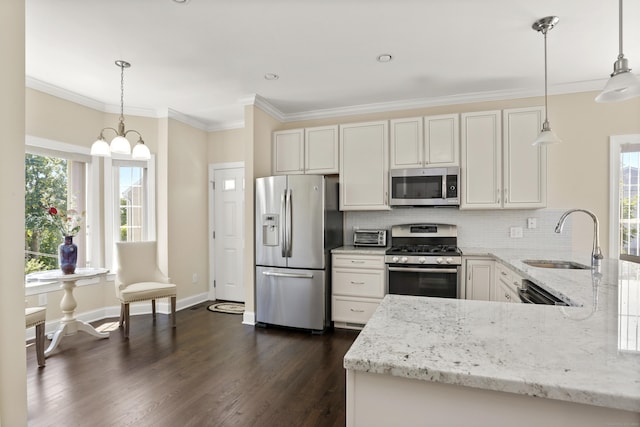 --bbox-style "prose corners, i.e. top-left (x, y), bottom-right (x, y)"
top-left (344, 208), bottom-right (572, 250)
